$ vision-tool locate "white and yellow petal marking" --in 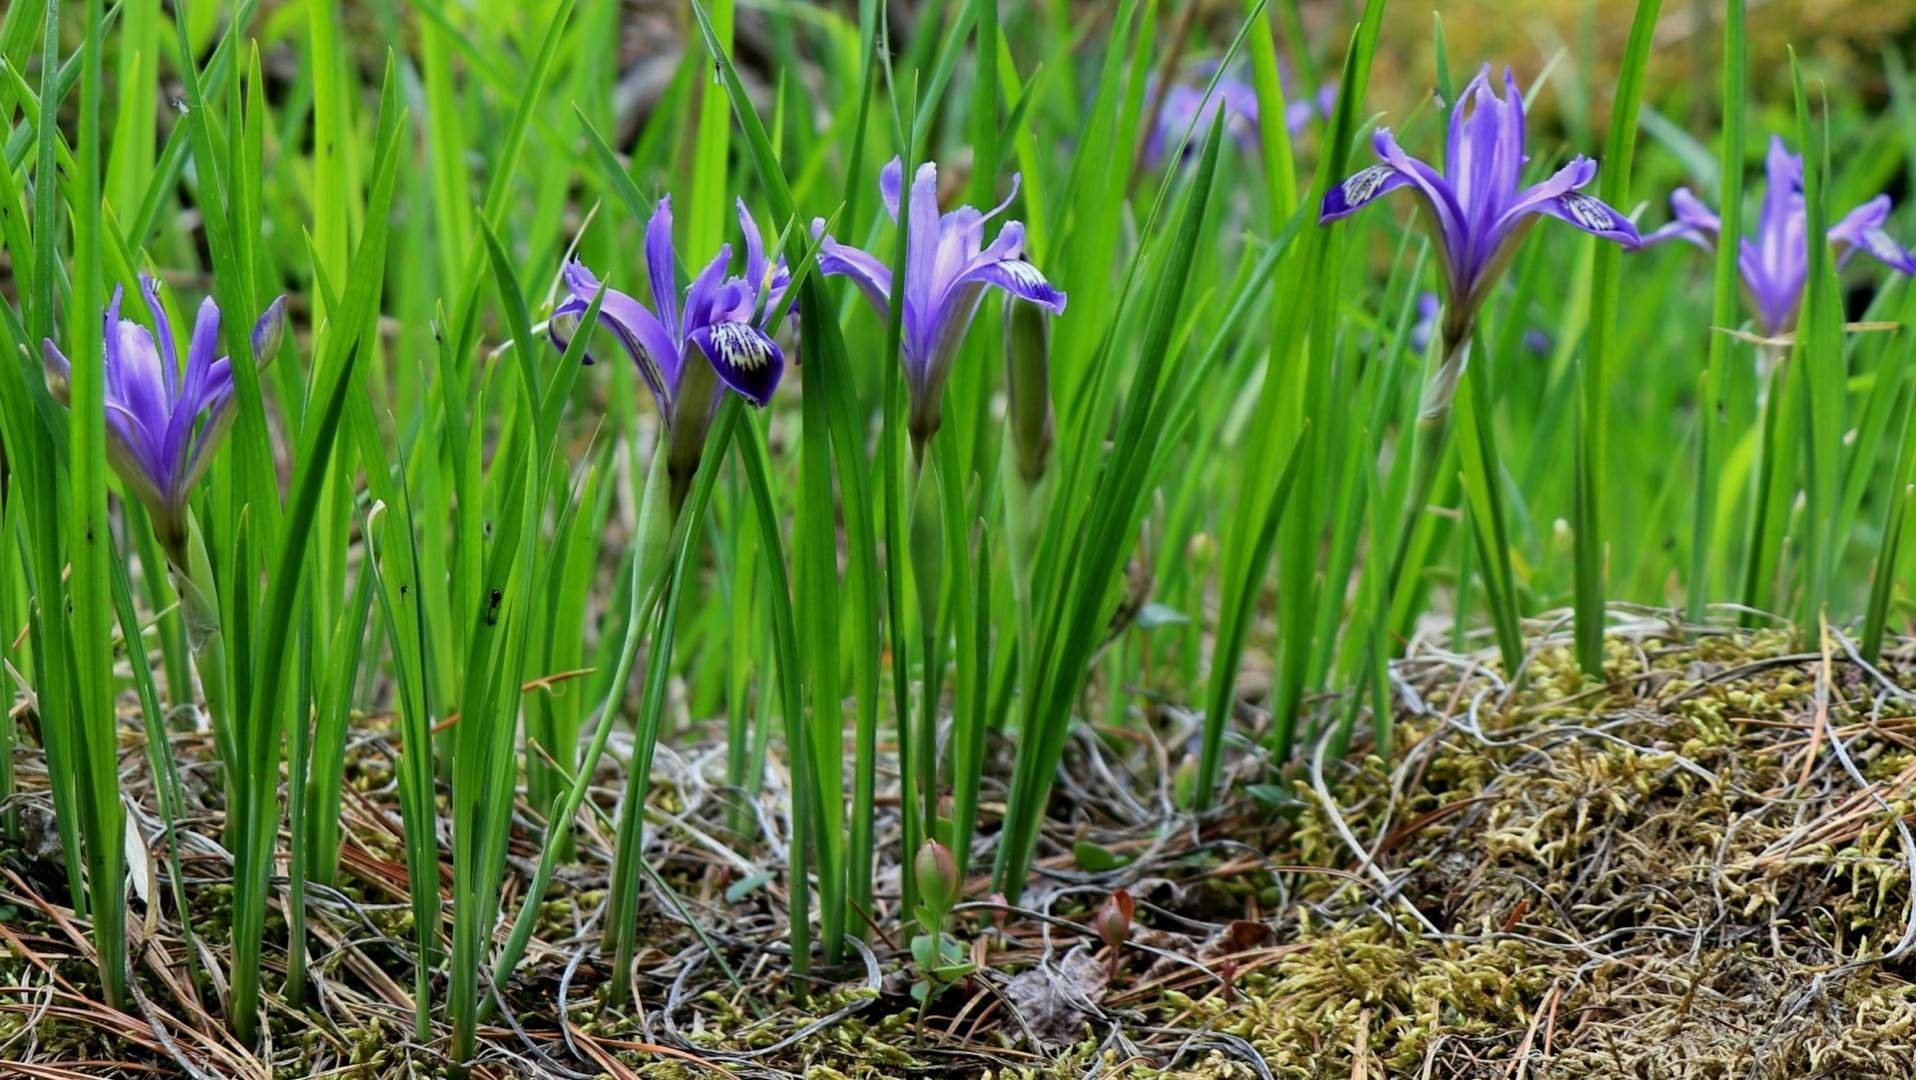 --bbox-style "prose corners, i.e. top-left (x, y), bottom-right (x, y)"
top-left (1000, 261), bottom-right (1048, 289)
top-left (1341, 166), bottom-right (1396, 207)
top-left (1560, 192), bottom-right (1615, 232)
top-left (709, 321), bottom-right (773, 371)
